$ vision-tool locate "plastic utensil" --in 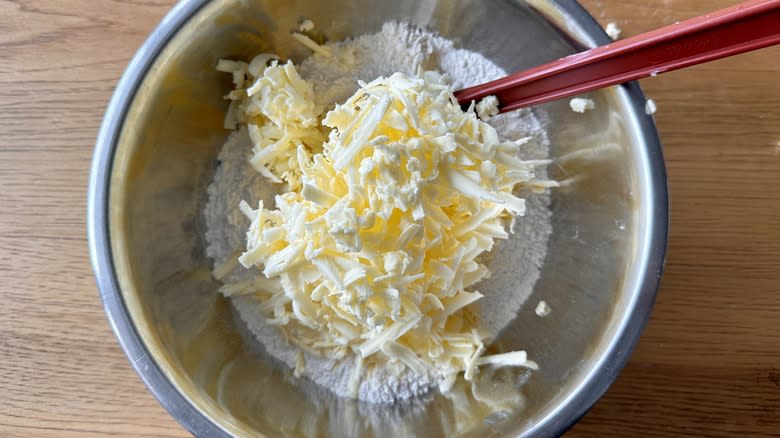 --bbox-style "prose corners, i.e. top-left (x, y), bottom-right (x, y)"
top-left (455, 0), bottom-right (780, 113)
